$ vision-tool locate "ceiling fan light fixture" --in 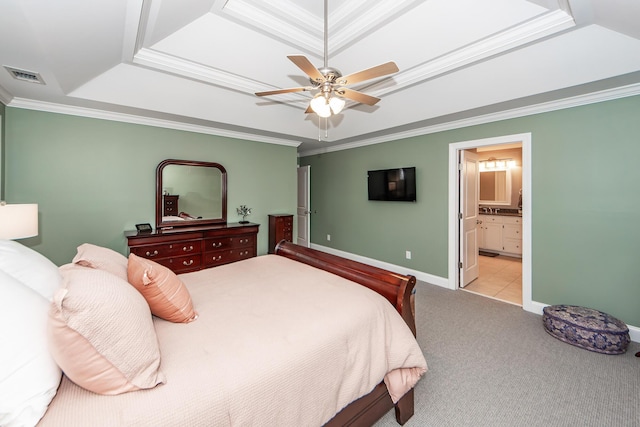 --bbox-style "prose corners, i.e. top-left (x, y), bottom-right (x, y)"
top-left (310, 94), bottom-right (331, 118)
top-left (329, 96), bottom-right (345, 114)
